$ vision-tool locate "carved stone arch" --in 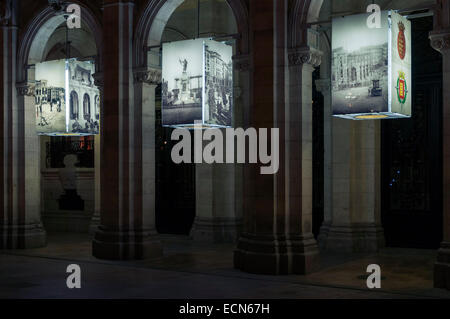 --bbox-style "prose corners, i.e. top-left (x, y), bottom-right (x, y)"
top-left (17, 2), bottom-right (103, 83)
top-left (289, 0), bottom-right (324, 48)
top-left (133, 0), bottom-right (249, 68)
